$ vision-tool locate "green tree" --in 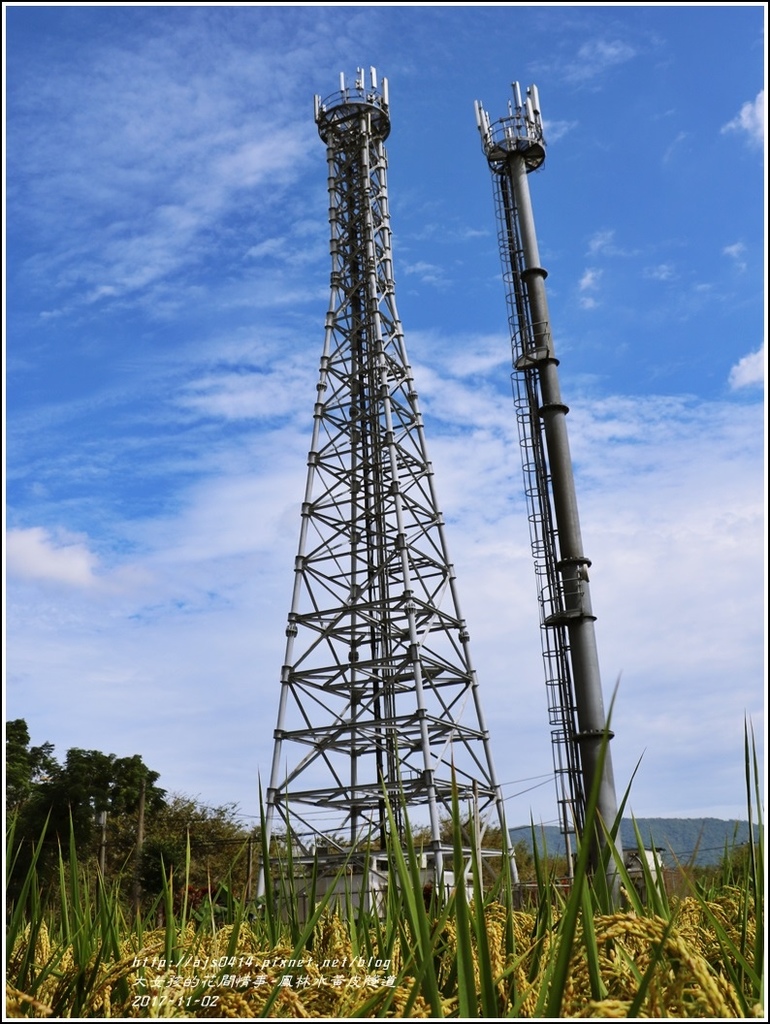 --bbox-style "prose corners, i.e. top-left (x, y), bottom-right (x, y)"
top-left (5, 718), bottom-right (56, 813)
top-left (5, 719), bottom-right (255, 916)
top-left (6, 720), bottom-right (166, 902)
top-left (21, 747), bottom-right (164, 852)
top-left (136, 795), bottom-right (250, 899)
